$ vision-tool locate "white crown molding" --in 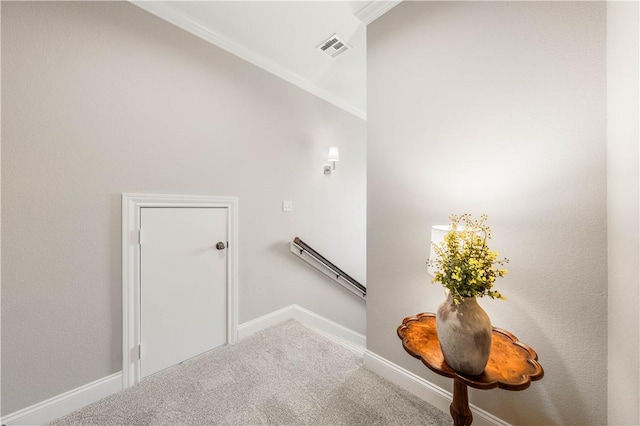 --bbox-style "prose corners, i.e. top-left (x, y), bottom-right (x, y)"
top-left (129, 1), bottom-right (367, 120)
top-left (355, 0), bottom-right (403, 25)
